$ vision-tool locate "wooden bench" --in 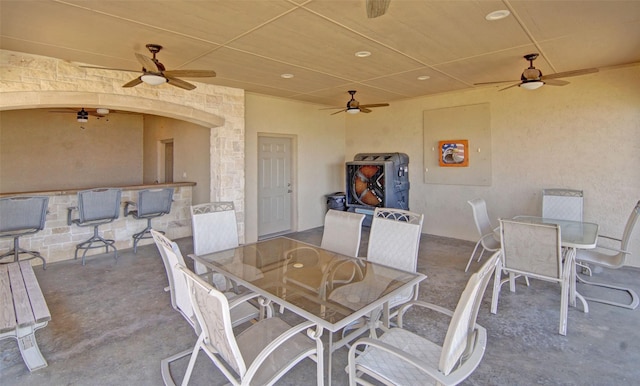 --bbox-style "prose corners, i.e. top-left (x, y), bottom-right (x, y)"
top-left (0, 261), bottom-right (51, 371)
